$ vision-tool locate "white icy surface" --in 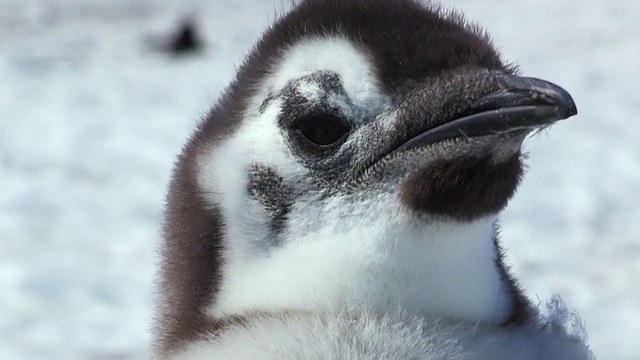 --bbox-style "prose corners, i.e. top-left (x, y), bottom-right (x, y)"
top-left (0, 0), bottom-right (637, 359)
